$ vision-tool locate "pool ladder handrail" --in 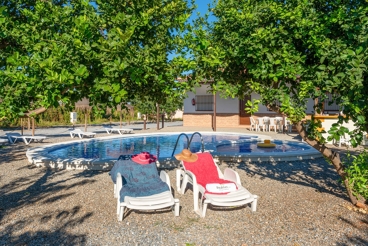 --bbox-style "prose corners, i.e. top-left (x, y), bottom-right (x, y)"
top-left (188, 132), bottom-right (204, 153)
top-left (171, 132), bottom-right (204, 157)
